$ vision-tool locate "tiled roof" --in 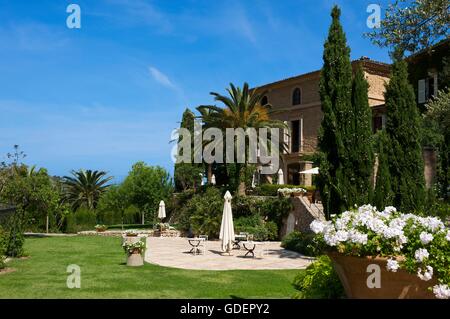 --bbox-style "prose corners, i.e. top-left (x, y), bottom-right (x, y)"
top-left (255, 58), bottom-right (390, 90)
